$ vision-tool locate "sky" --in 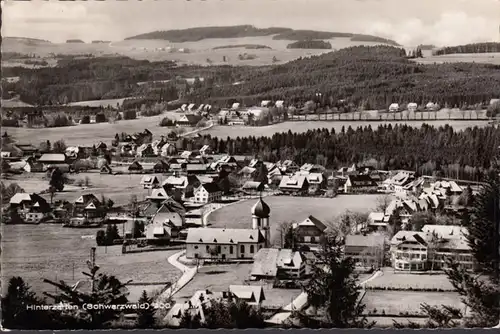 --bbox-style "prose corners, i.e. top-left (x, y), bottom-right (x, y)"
top-left (2, 0), bottom-right (500, 46)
